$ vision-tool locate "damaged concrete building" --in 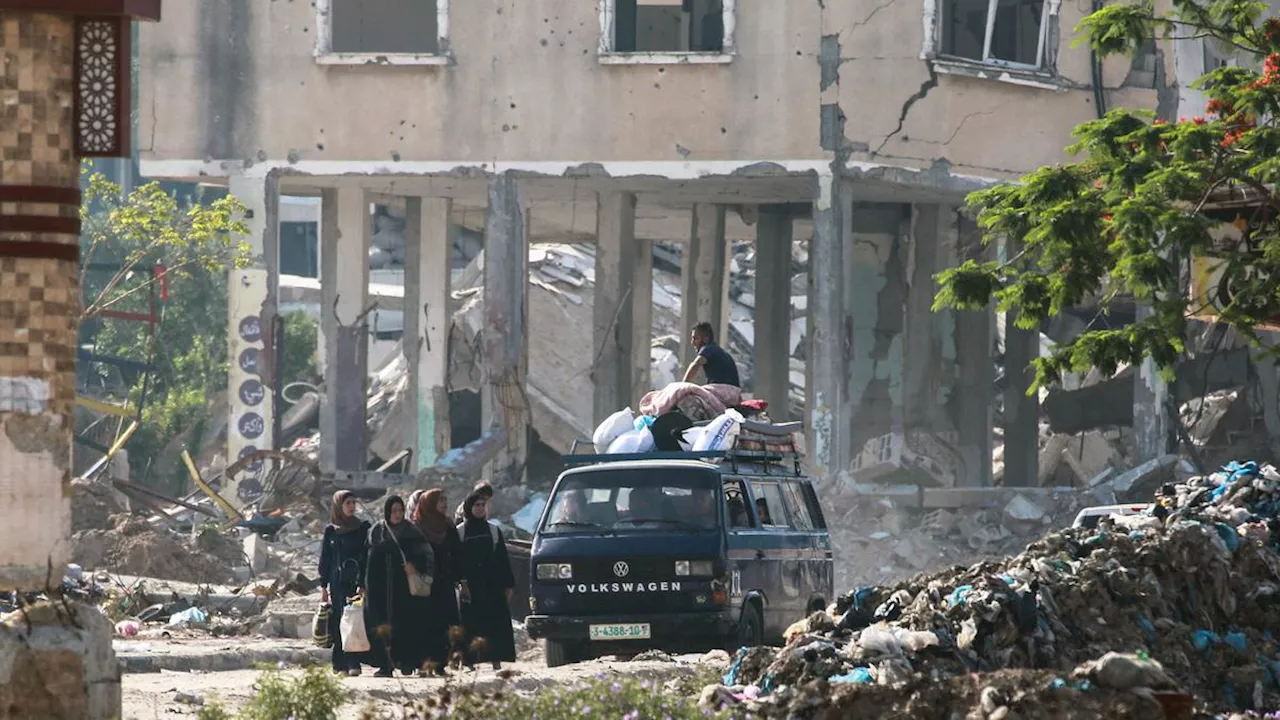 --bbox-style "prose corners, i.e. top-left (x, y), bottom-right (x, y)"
top-left (134, 0), bottom-right (1182, 500)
